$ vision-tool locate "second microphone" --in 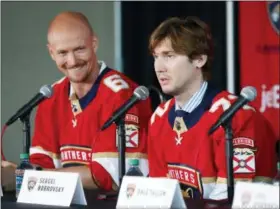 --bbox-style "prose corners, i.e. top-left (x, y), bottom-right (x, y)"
top-left (101, 86), bottom-right (150, 131)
